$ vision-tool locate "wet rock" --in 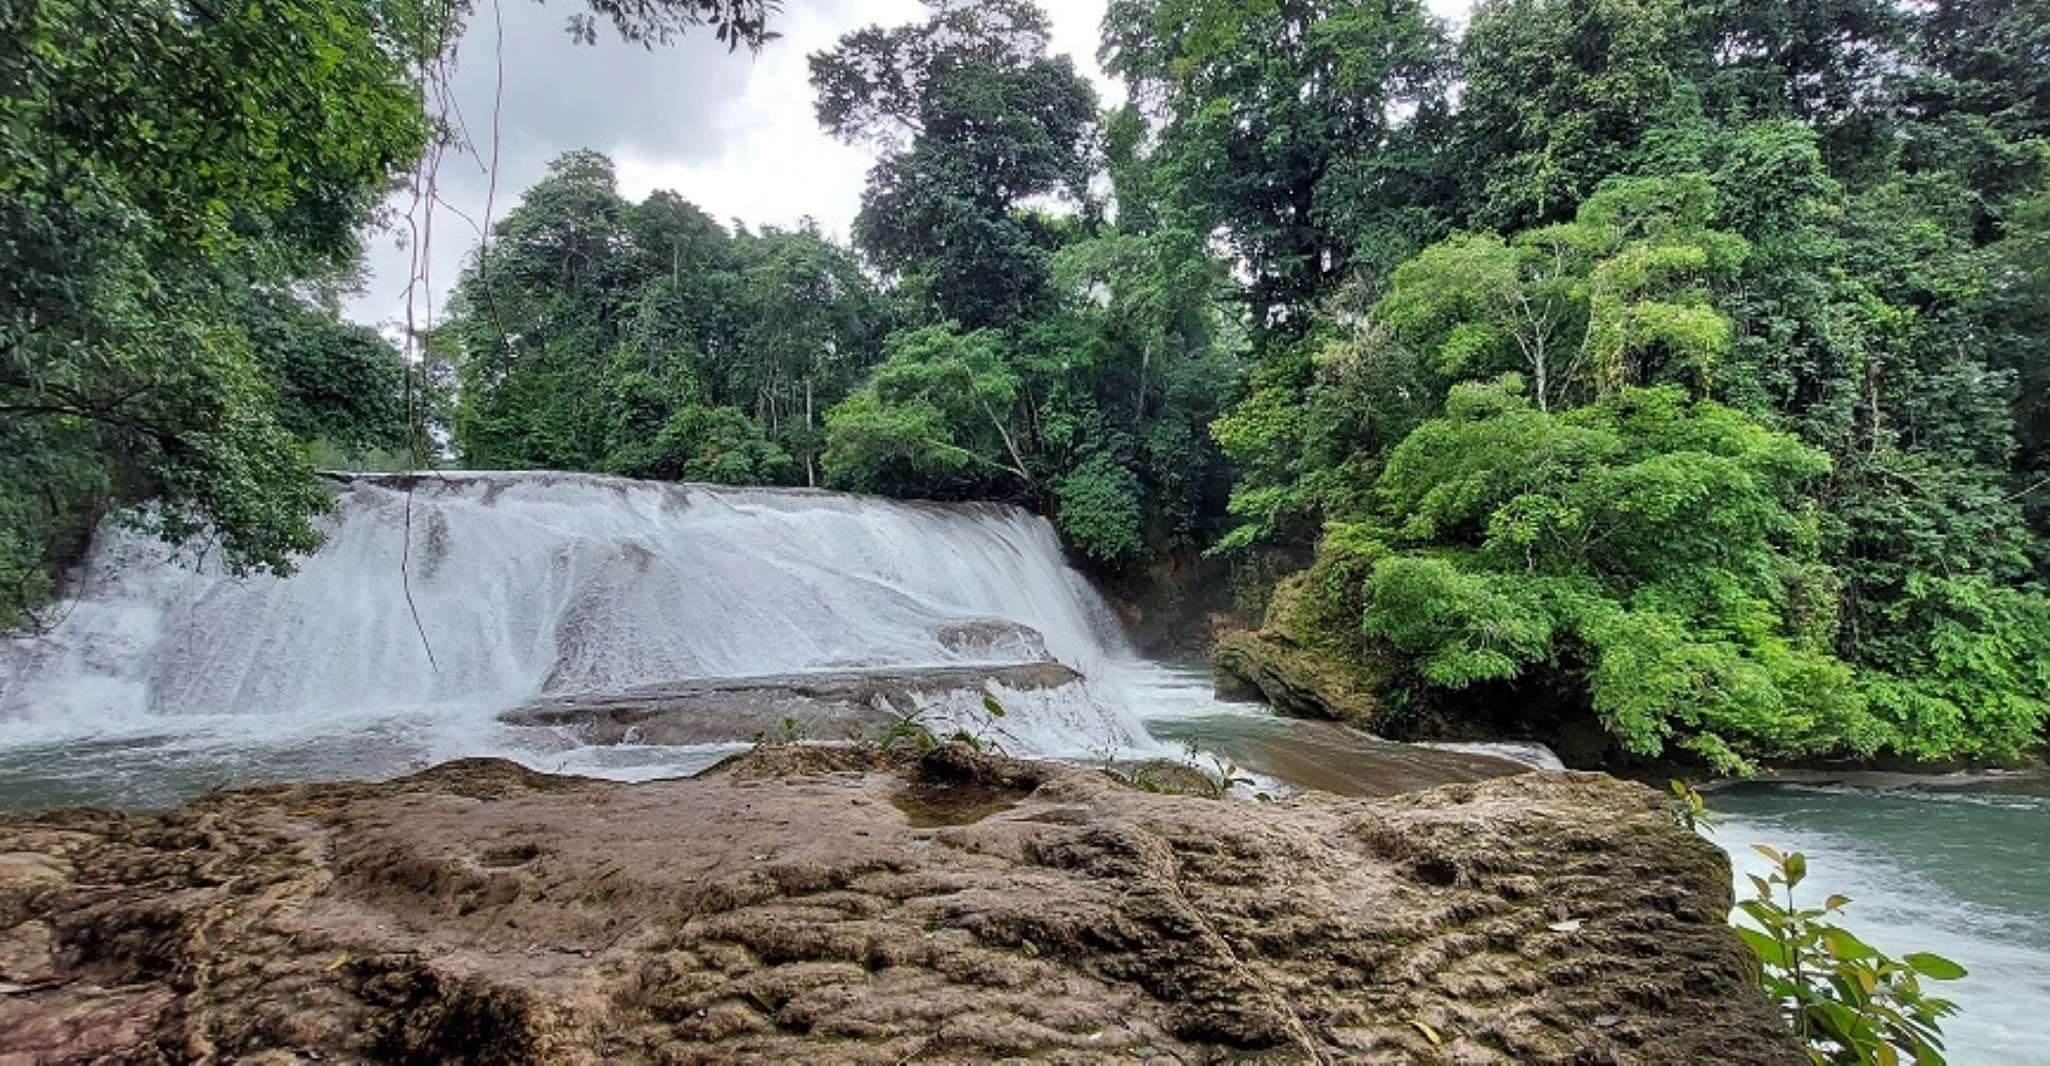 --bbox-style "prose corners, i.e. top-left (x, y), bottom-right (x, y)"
top-left (1212, 629), bottom-right (1386, 725)
top-left (1210, 571), bottom-right (1393, 729)
top-left (936, 619), bottom-right (1051, 662)
top-left (0, 750), bottom-right (1800, 1064)
top-left (501, 662), bottom-right (1082, 745)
